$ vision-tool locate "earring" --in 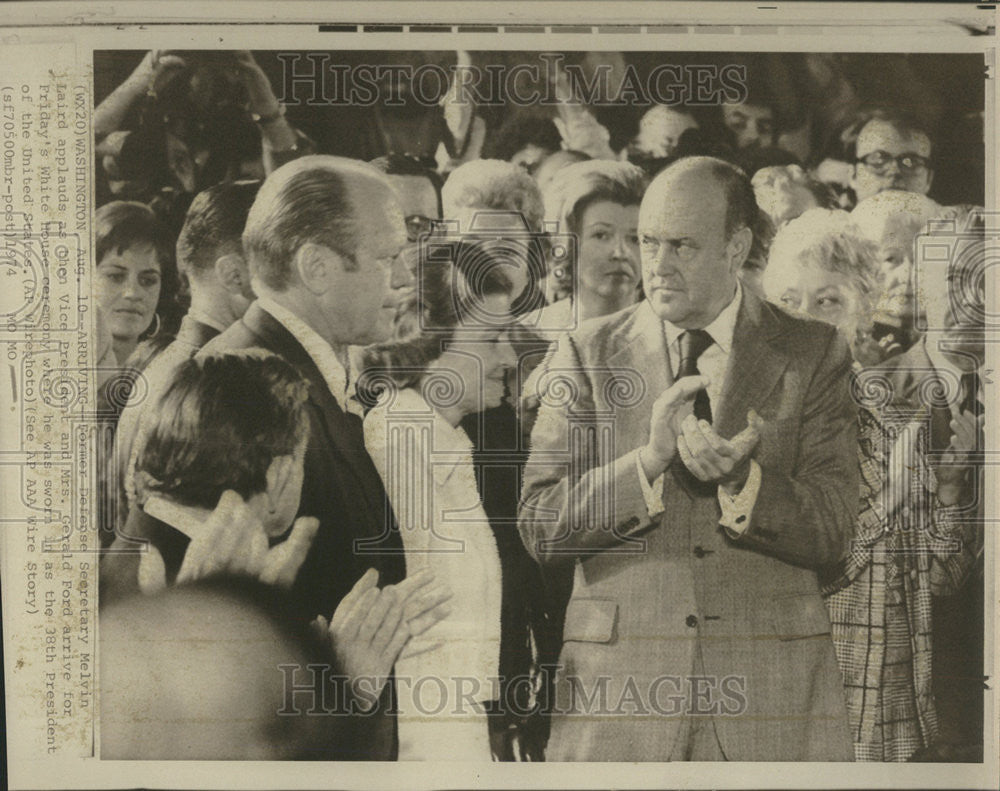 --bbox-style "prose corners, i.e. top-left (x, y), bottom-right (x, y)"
top-left (148, 312), bottom-right (162, 338)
